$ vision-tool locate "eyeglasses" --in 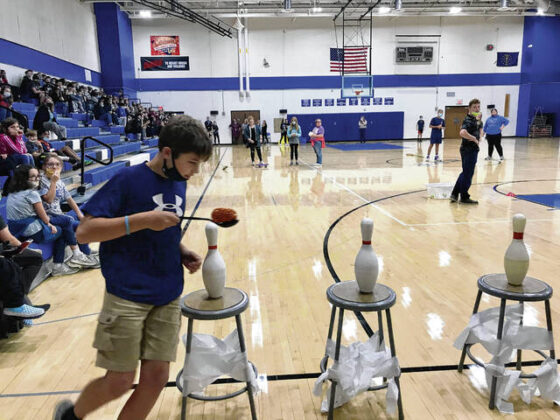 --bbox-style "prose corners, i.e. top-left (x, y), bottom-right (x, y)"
top-left (28, 175), bottom-right (40, 180)
top-left (46, 163), bottom-right (61, 168)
